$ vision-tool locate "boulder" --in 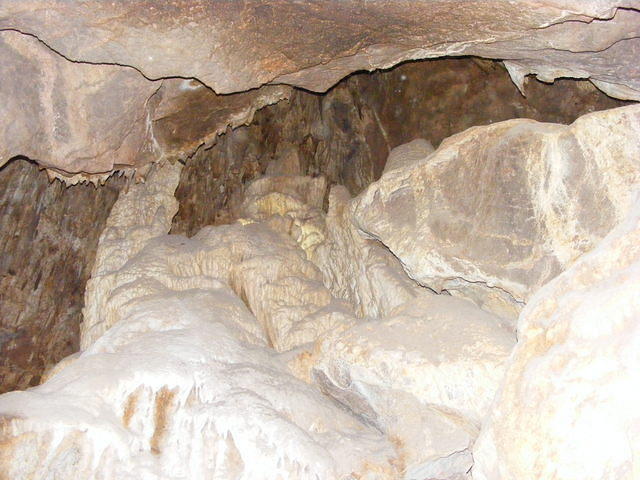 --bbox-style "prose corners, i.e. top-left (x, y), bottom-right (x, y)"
top-left (312, 185), bottom-right (429, 318)
top-left (472, 190), bottom-right (640, 480)
top-left (352, 105), bottom-right (640, 324)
